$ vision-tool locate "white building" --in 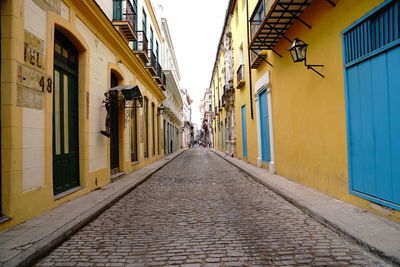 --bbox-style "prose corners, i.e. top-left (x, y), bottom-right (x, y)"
top-left (158, 10), bottom-right (183, 153)
top-left (199, 89), bottom-right (213, 147)
top-left (181, 88), bottom-right (193, 148)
